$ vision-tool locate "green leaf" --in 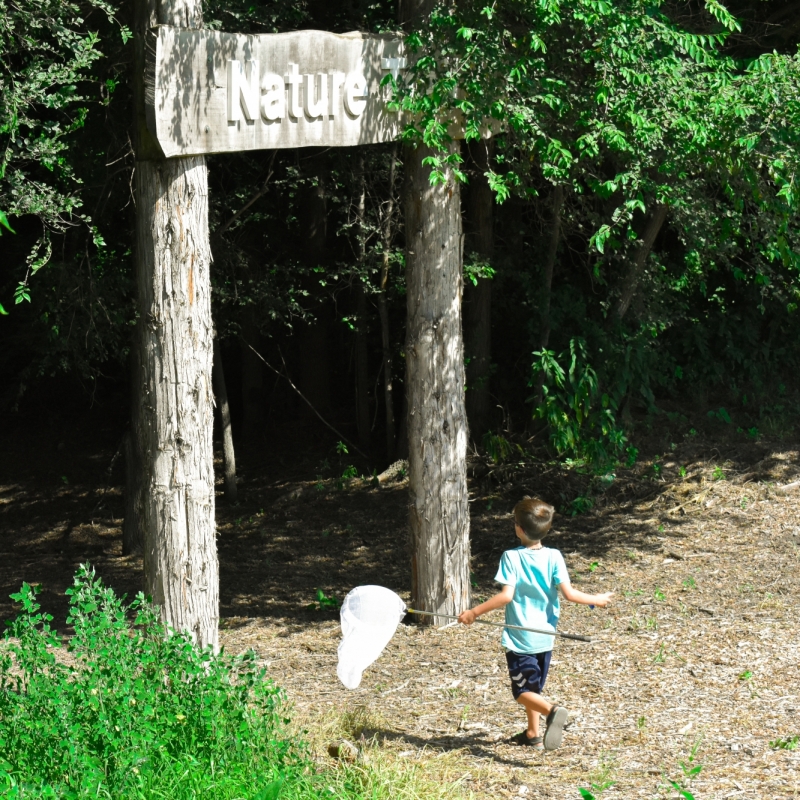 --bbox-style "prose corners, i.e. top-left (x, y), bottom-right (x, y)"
top-left (0, 211), bottom-right (15, 235)
top-left (253, 778), bottom-right (284, 800)
top-left (591, 225), bottom-right (612, 254)
top-left (0, 303), bottom-right (7, 316)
